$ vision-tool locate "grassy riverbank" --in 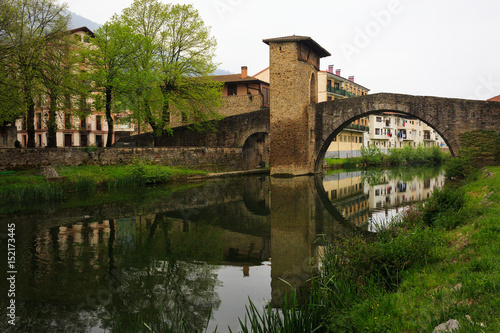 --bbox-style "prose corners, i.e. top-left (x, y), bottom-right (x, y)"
top-left (325, 145), bottom-right (447, 169)
top-left (0, 162), bottom-right (207, 204)
top-left (238, 165), bottom-right (499, 332)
